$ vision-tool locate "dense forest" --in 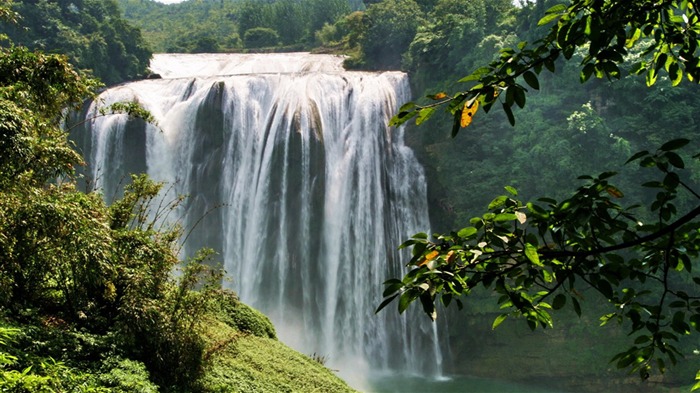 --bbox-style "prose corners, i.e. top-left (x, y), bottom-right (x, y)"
top-left (0, 1), bottom-right (354, 391)
top-left (116, 0), bottom-right (362, 53)
top-left (363, 0), bottom-right (700, 390)
top-left (1, 0), bottom-right (152, 85)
